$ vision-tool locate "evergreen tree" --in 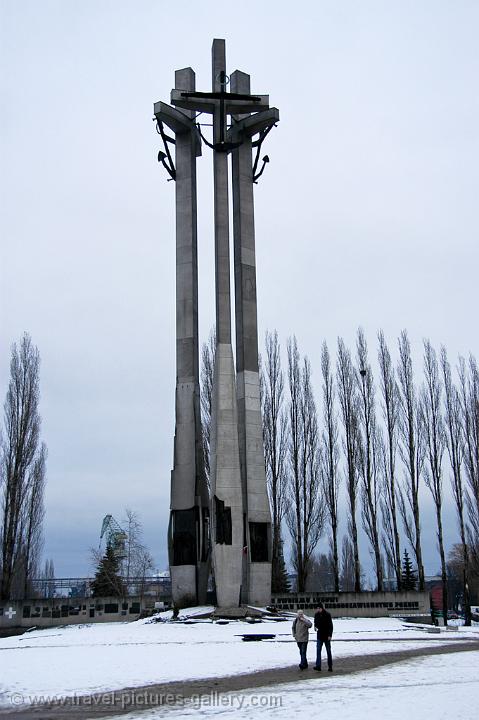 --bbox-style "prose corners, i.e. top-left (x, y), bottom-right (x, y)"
top-left (401, 549), bottom-right (418, 591)
top-left (272, 541), bottom-right (290, 593)
top-left (91, 545), bottom-right (125, 598)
